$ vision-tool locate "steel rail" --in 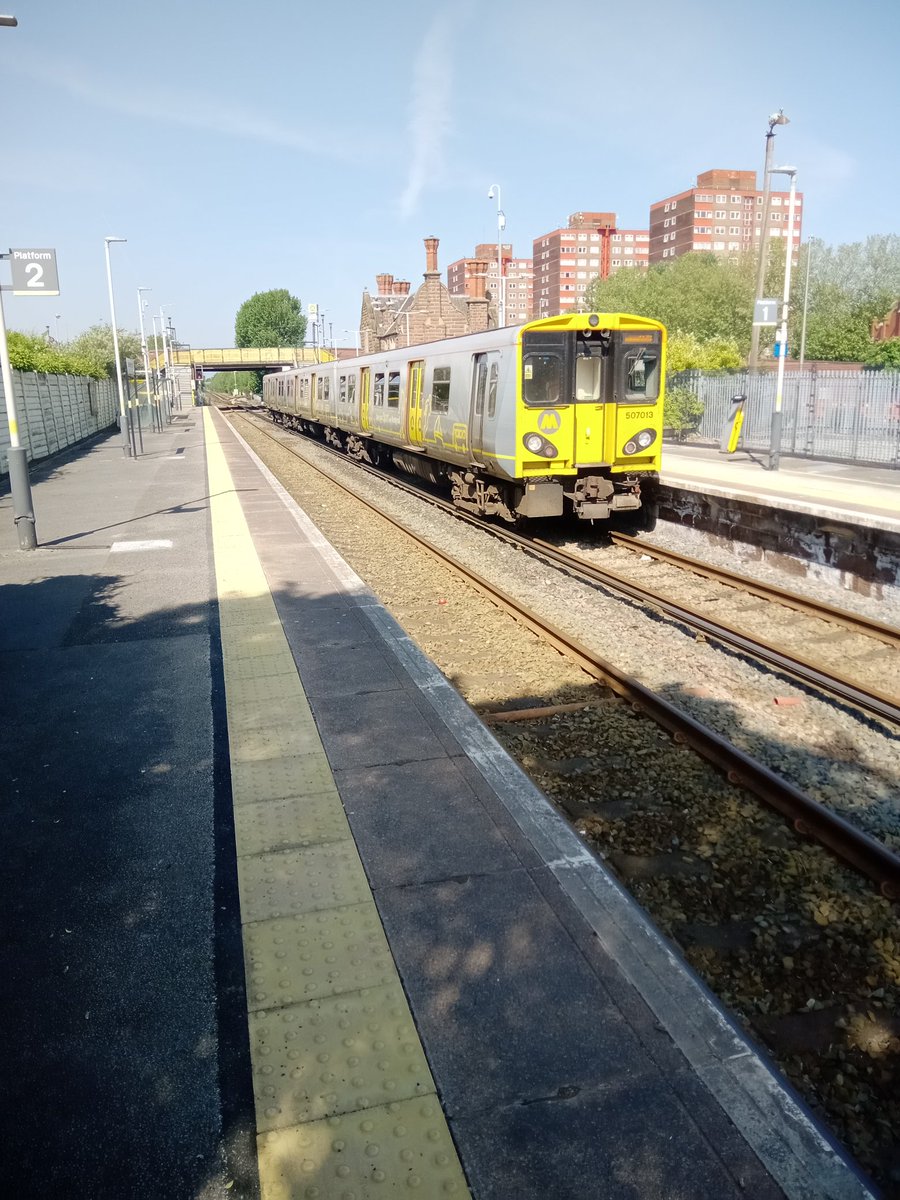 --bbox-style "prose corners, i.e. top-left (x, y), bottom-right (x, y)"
top-left (609, 533), bottom-right (900, 649)
top-left (241, 413), bottom-right (900, 726)
top-left (228, 411), bottom-right (900, 899)
top-left (240, 413), bottom-right (900, 726)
